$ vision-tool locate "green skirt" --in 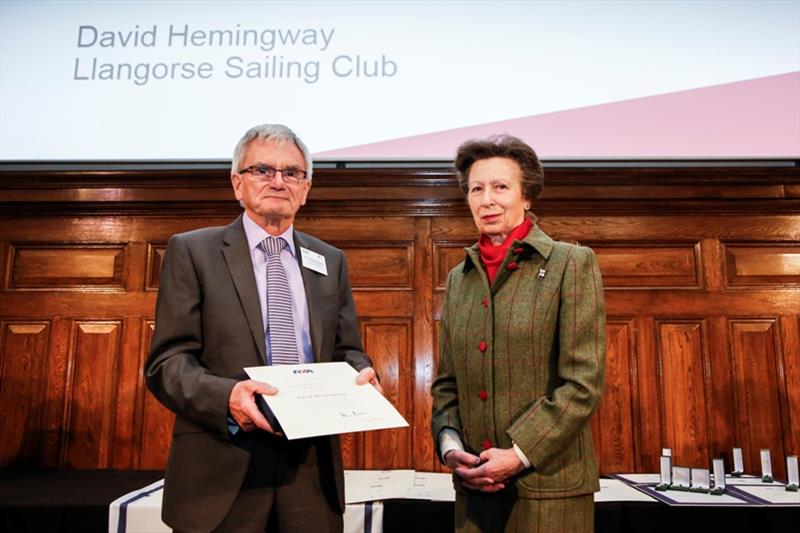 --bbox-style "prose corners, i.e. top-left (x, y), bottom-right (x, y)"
top-left (455, 489), bottom-right (594, 533)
